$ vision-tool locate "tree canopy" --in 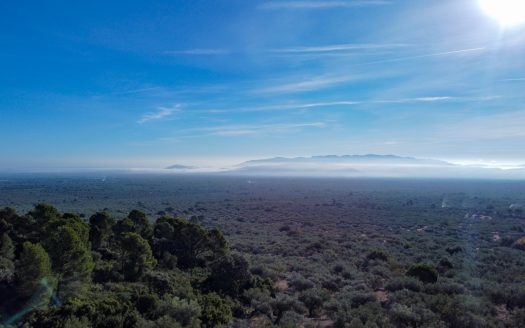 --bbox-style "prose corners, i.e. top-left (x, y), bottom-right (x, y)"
top-left (0, 204), bottom-right (272, 327)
